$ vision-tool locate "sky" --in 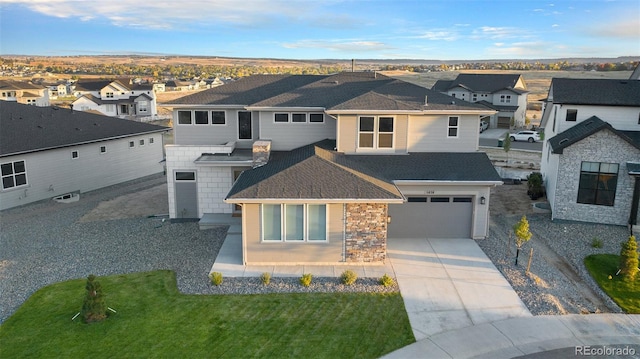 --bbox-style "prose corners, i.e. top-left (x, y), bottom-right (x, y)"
top-left (0, 0), bottom-right (638, 60)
